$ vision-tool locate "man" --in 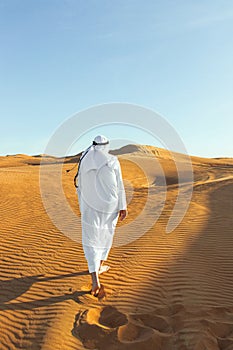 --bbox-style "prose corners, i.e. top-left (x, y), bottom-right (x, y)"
top-left (75, 135), bottom-right (127, 297)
